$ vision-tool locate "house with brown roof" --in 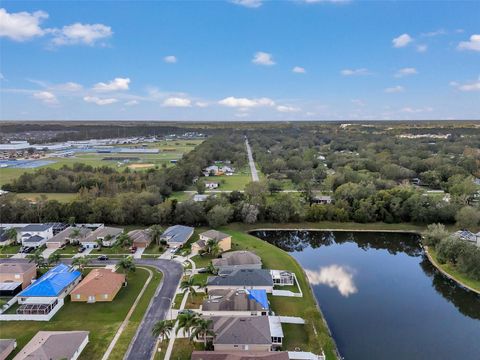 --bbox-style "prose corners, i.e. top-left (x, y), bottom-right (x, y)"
top-left (71, 268), bottom-right (125, 303)
top-left (191, 351), bottom-right (289, 360)
top-left (192, 230), bottom-right (232, 255)
top-left (128, 229), bottom-right (152, 248)
top-left (13, 331), bottom-right (89, 360)
top-left (80, 226), bottom-right (123, 248)
top-left (46, 227), bottom-right (91, 249)
top-left (212, 251), bottom-right (262, 272)
top-left (0, 262), bottom-right (36, 290)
